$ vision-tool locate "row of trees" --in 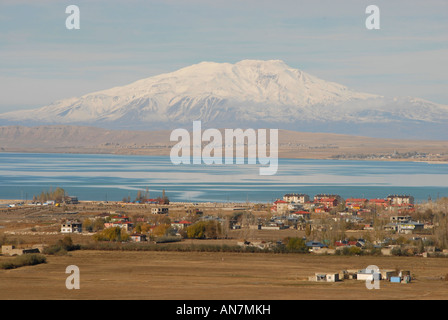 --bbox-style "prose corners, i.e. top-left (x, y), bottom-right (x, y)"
top-left (93, 226), bottom-right (130, 242)
top-left (33, 187), bottom-right (66, 203)
top-left (186, 220), bottom-right (222, 239)
top-left (122, 189), bottom-right (170, 204)
top-left (91, 220), bottom-right (224, 243)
